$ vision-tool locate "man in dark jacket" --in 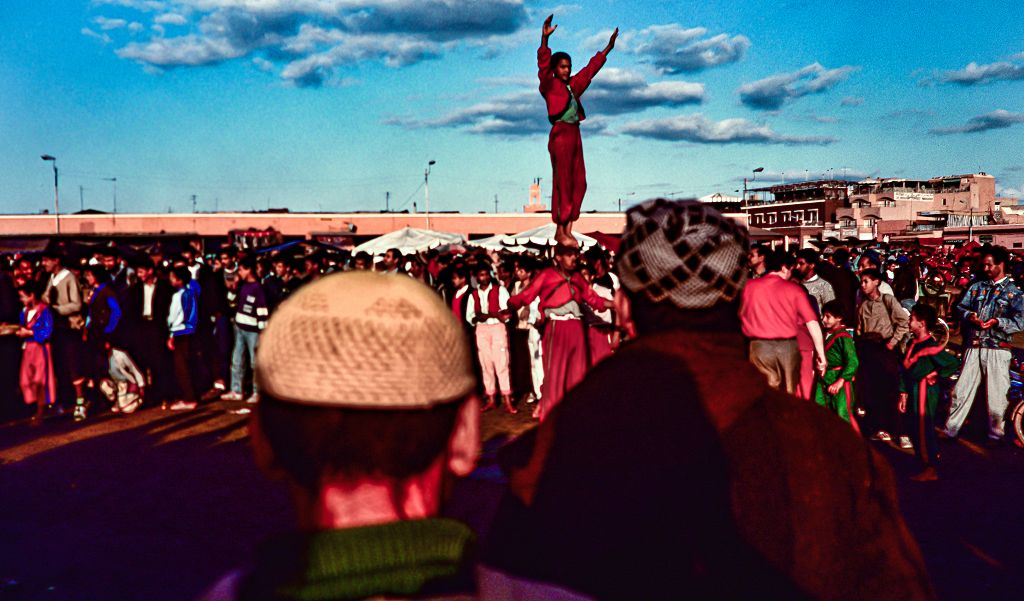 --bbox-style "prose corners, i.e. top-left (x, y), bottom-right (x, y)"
top-left (79, 265), bottom-right (122, 421)
top-left (123, 258), bottom-right (174, 406)
top-left (198, 252), bottom-right (231, 399)
top-left (818, 248), bottom-right (859, 327)
top-left (480, 199), bottom-right (934, 601)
